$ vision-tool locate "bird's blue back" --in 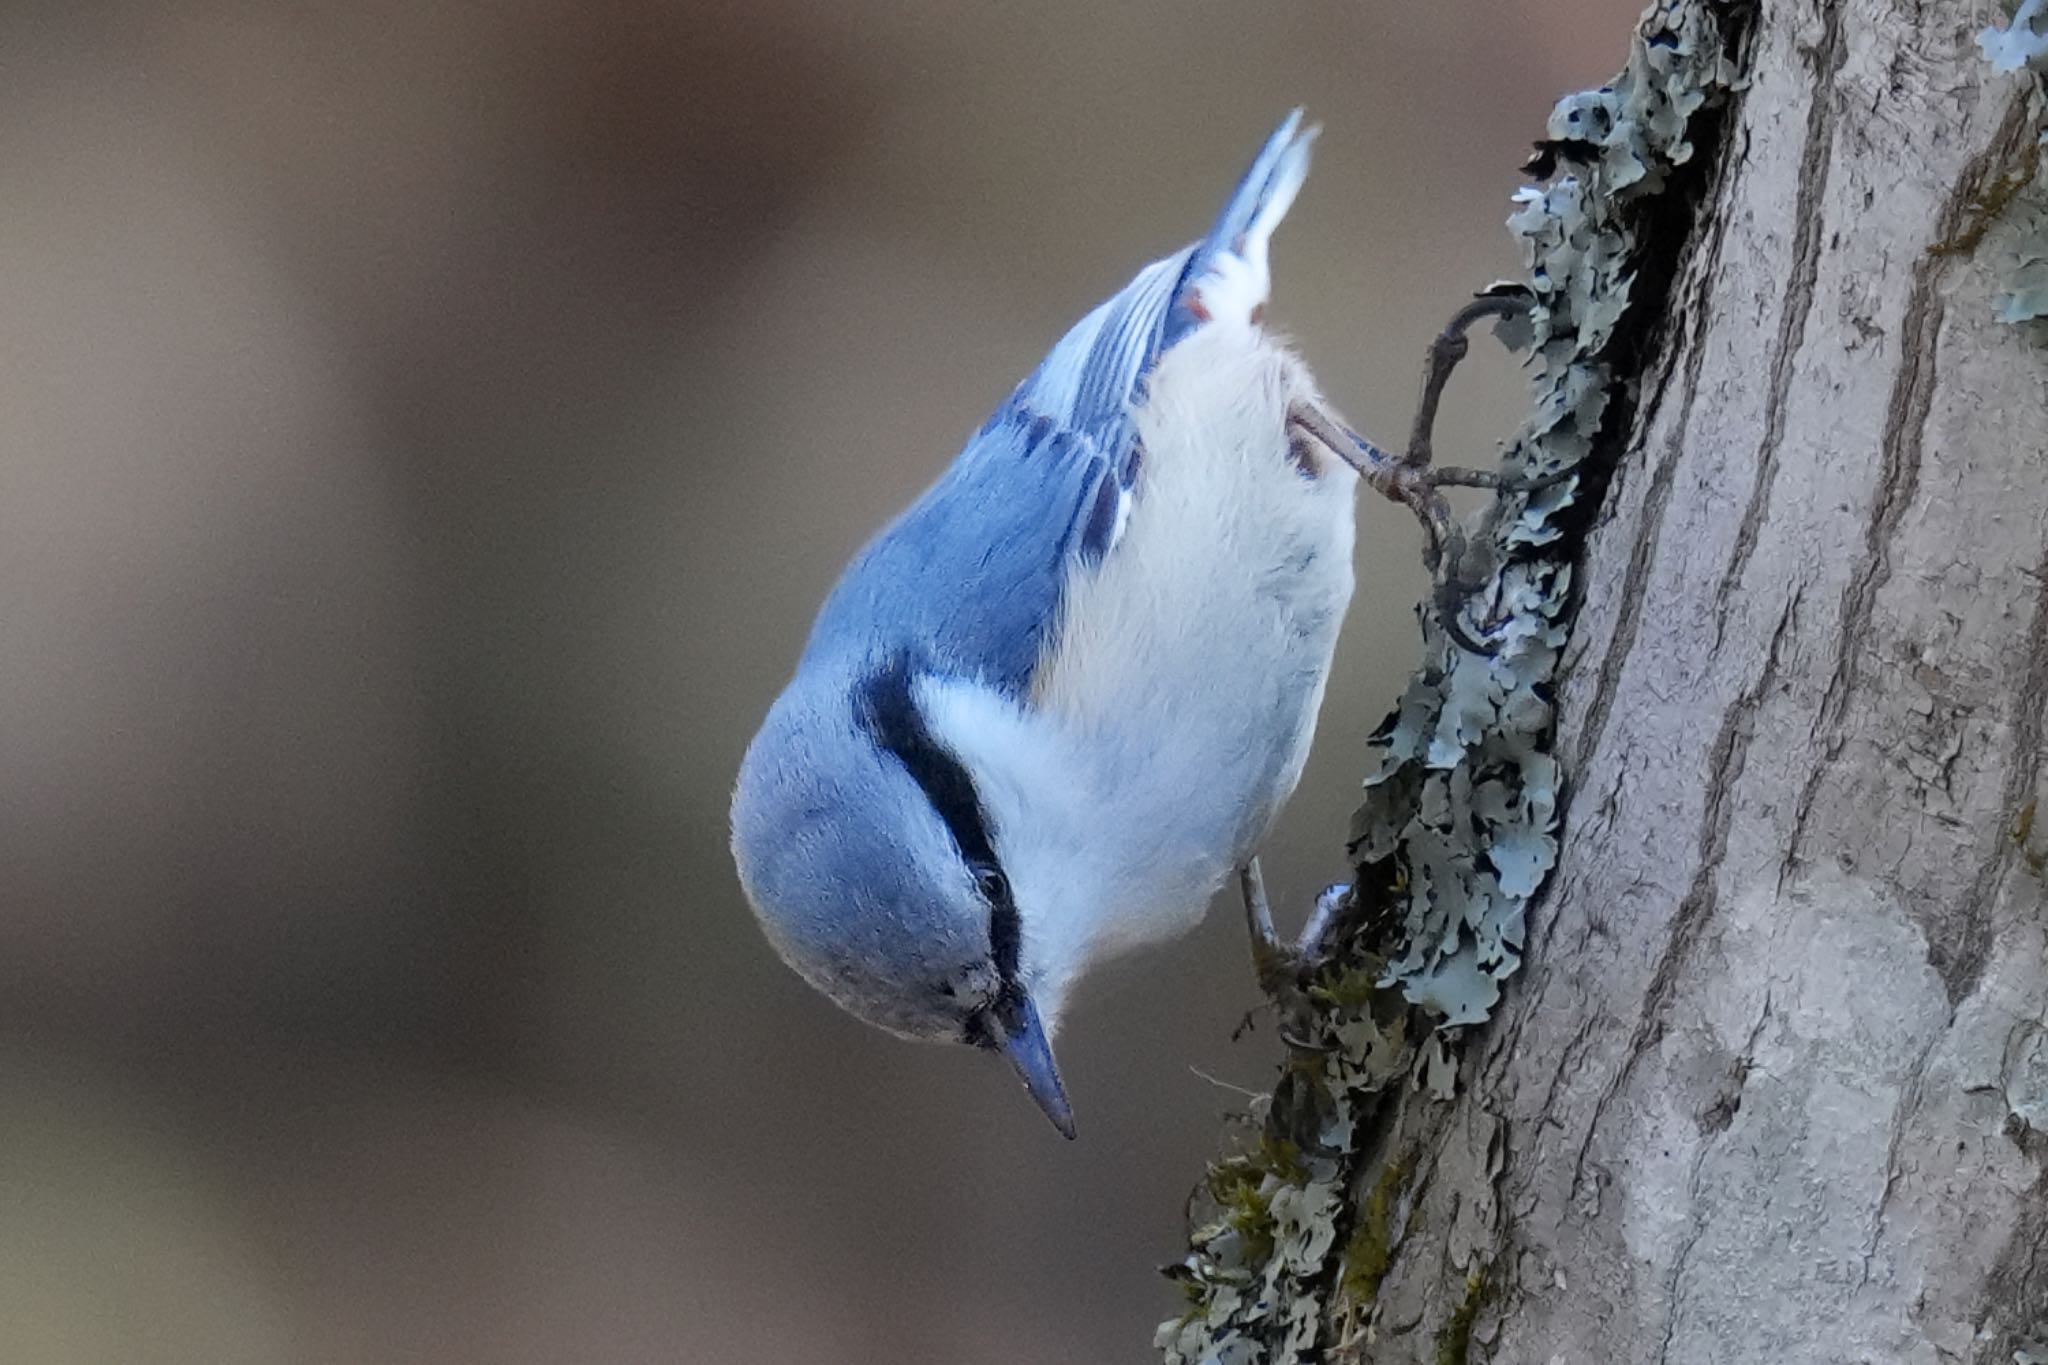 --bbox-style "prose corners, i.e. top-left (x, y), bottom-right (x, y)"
top-left (800, 111), bottom-right (1311, 698)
